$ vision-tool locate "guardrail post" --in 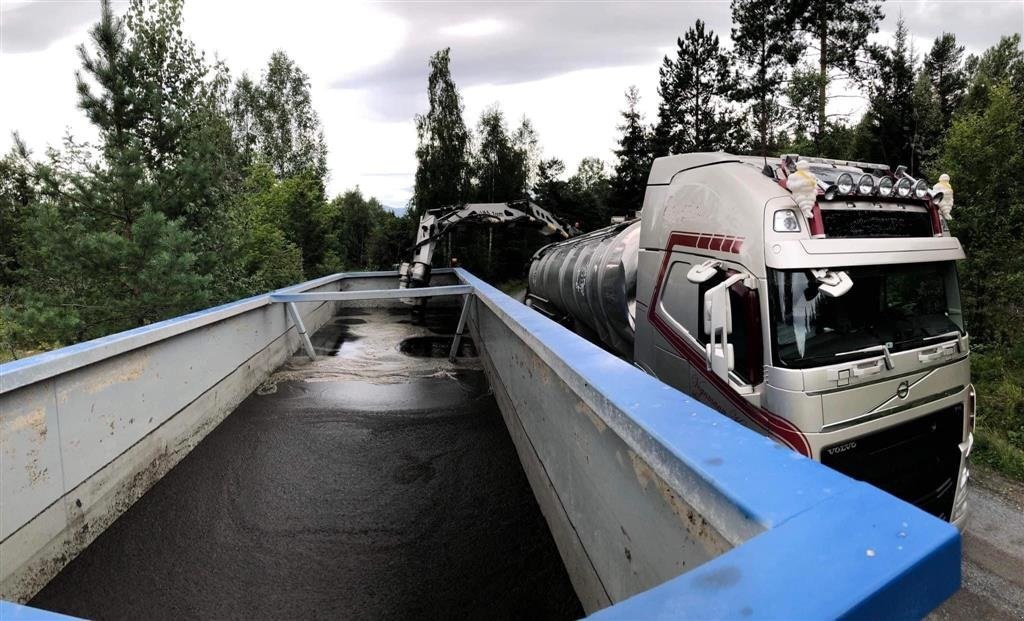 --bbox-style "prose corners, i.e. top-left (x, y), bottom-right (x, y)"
top-left (285, 302), bottom-right (317, 361)
top-left (449, 295), bottom-right (472, 363)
